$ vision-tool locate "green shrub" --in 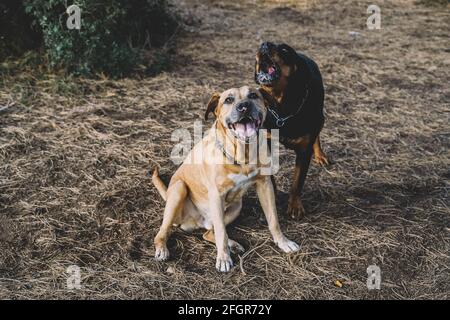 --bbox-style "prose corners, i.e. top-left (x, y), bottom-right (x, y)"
top-left (0, 2), bottom-right (42, 61)
top-left (24, 0), bottom-right (179, 77)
